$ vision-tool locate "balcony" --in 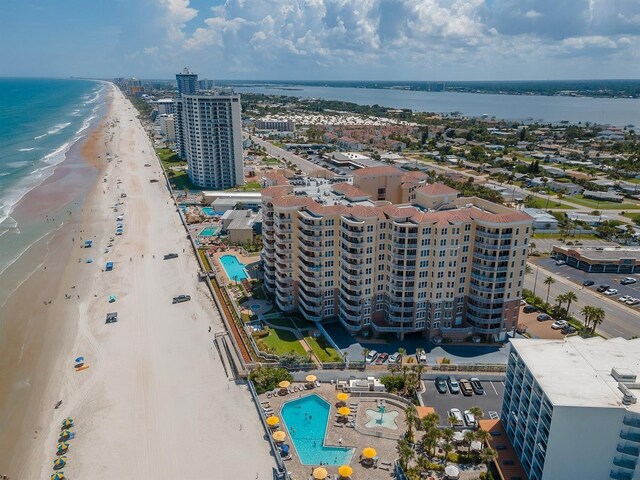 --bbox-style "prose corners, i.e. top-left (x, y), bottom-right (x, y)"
top-left (475, 231), bottom-right (512, 239)
top-left (341, 237), bottom-right (364, 249)
top-left (610, 471), bottom-right (633, 480)
top-left (340, 269), bottom-right (361, 282)
top-left (620, 432), bottom-right (640, 443)
top-left (338, 304), bottom-right (361, 322)
top-left (298, 283), bottom-right (322, 300)
top-left (298, 217), bottom-right (323, 231)
top-left (469, 283), bottom-right (506, 294)
top-left (340, 224), bottom-right (364, 236)
top-left (467, 304), bottom-right (504, 315)
top-left (617, 444), bottom-right (640, 457)
top-left (342, 249), bottom-right (364, 260)
top-left (340, 254), bottom-right (363, 267)
top-left (276, 296), bottom-right (295, 312)
top-left (298, 249), bottom-right (321, 264)
top-left (299, 295), bottom-right (322, 314)
top-left (299, 240), bottom-right (323, 252)
top-left (623, 417), bottom-right (640, 429)
top-left (613, 457), bottom-right (637, 470)
top-left (472, 263), bottom-right (509, 273)
top-left (389, 303), bottom-right (414, 313)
